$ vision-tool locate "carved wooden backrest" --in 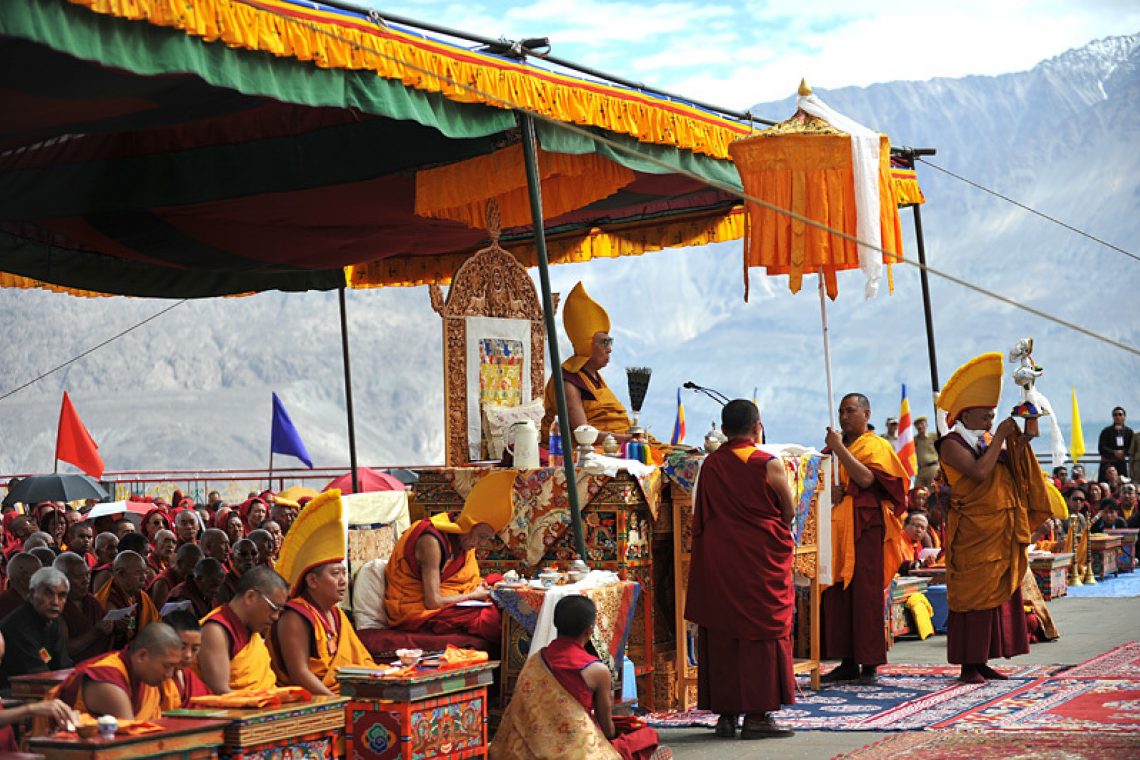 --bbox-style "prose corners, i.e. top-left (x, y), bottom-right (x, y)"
top-left (430, 211), bottom-right (551, 465)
